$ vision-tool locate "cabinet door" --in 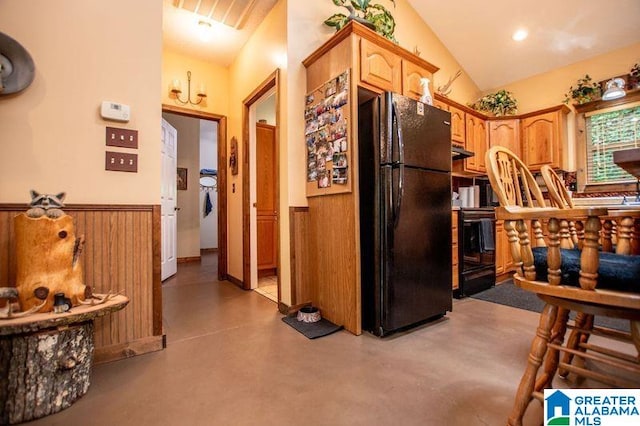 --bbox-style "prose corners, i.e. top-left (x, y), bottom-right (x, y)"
top-left (360, 38), bottom-right (401, 93)
top-left (522, 111), bottom-right (562, 171)
top-left (489, 119), bottom-right (520, 158)
top-left (449, 105), bottom-right (466, 145)
top-left (433, 98), bottom-right (449, 112)
top-left (402, 60), bottom-right (433, 101)
top-left (452, 211), bottom-right (459, 290)
top-left (465, 114), bottom-right (487, 173)
top-left (495, 220), bottom-right (505, 275)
